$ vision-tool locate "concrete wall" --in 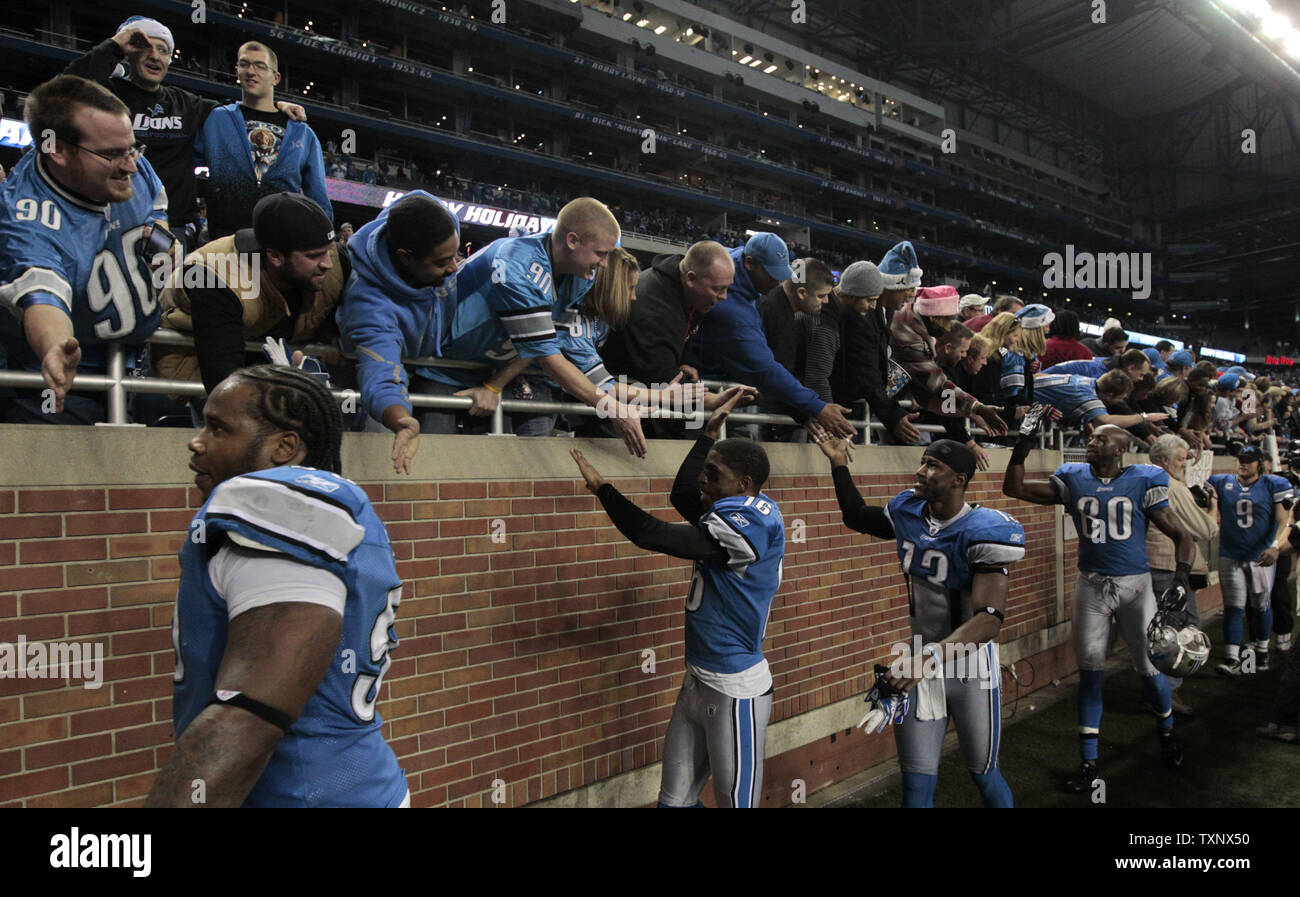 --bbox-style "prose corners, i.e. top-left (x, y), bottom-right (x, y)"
top-left (0, 427), bottom-right (1223, 806)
